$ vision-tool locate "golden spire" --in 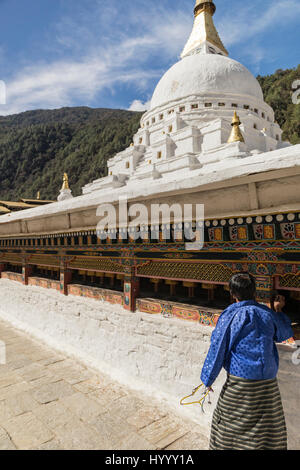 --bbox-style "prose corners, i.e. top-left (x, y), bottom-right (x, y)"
top-left (227, 111), bottom-right (245, 144)
top-left (181, 0), bottom-right (228, 58)
top-left (36, 191), bottom-right (40, 200)
top-left (61, 173), bottom-right (70, 190)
